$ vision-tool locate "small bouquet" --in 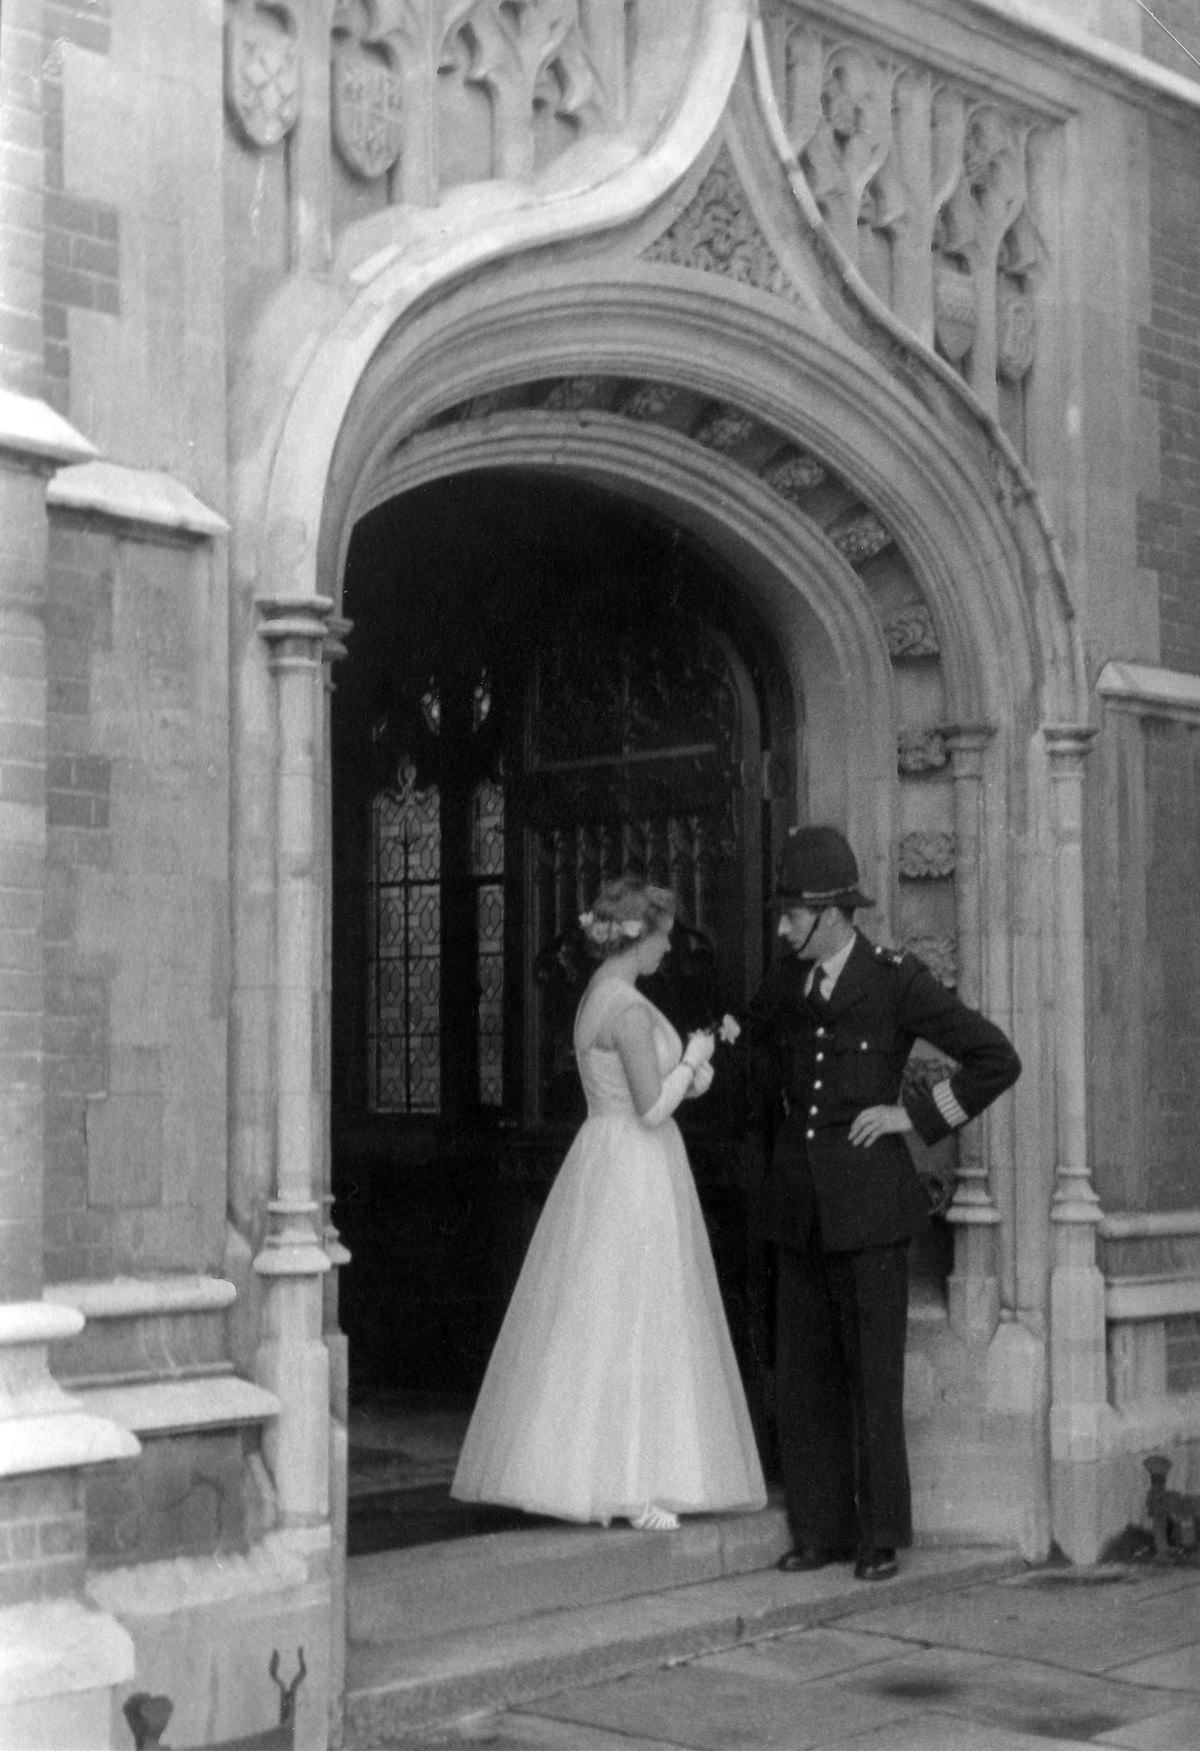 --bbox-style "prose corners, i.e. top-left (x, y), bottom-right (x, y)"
top-left (714, 1013), bottom-right (742, 1046)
